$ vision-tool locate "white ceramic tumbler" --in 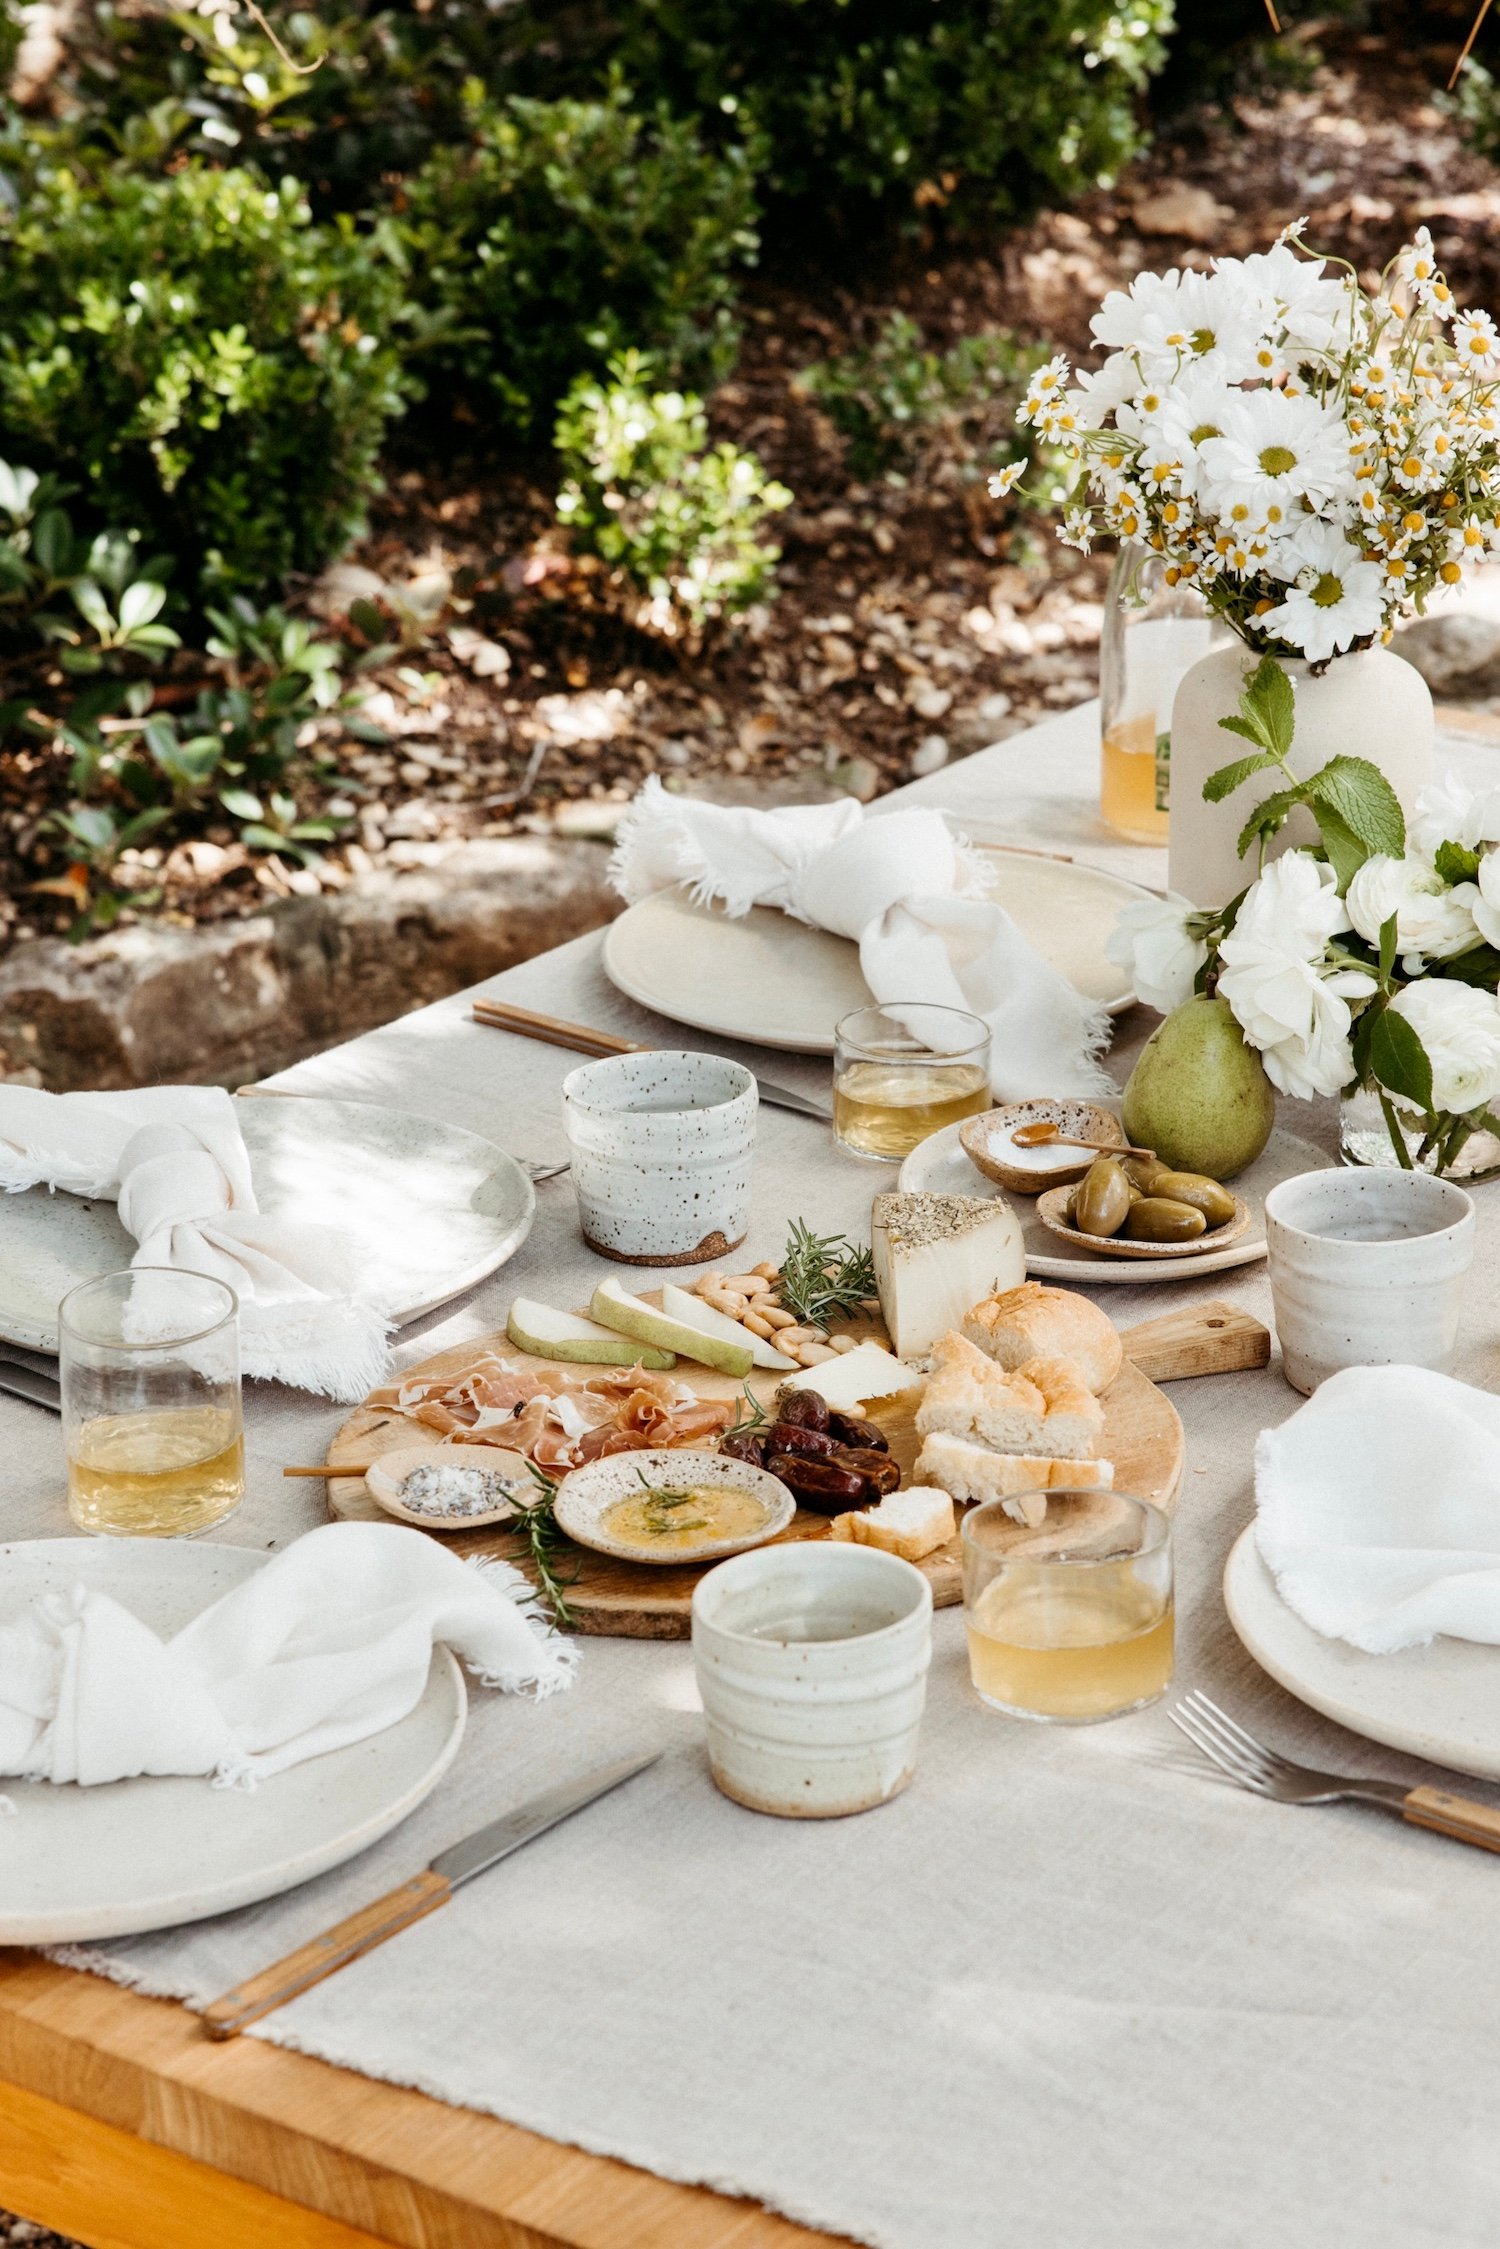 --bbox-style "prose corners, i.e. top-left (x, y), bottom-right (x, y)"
top-left (562, 1049), bottom-right (757, 1265)
top-left (691, 1543), bottom-right (933, 1819)
top-left (1264, 1168), bottom-right (1476, 1395)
